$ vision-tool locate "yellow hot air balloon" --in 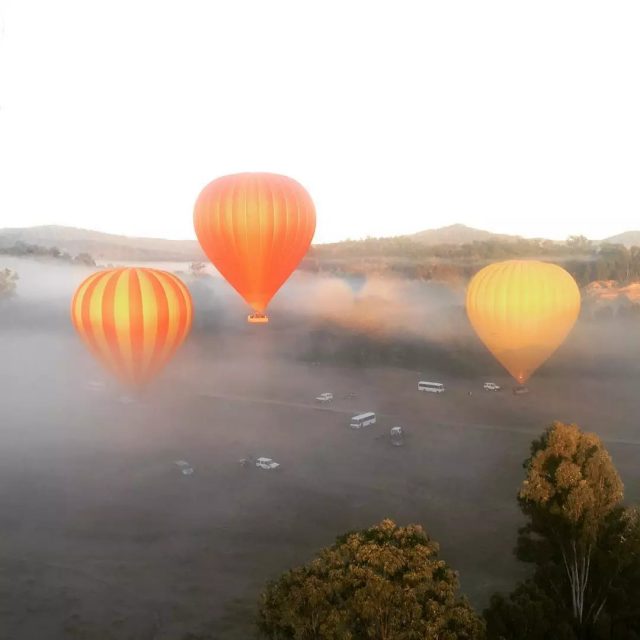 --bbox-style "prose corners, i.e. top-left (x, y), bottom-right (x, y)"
top-left (71, 268), bottom-right (193, 387)
top-left (465, 260), bottom-right (581, 384)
